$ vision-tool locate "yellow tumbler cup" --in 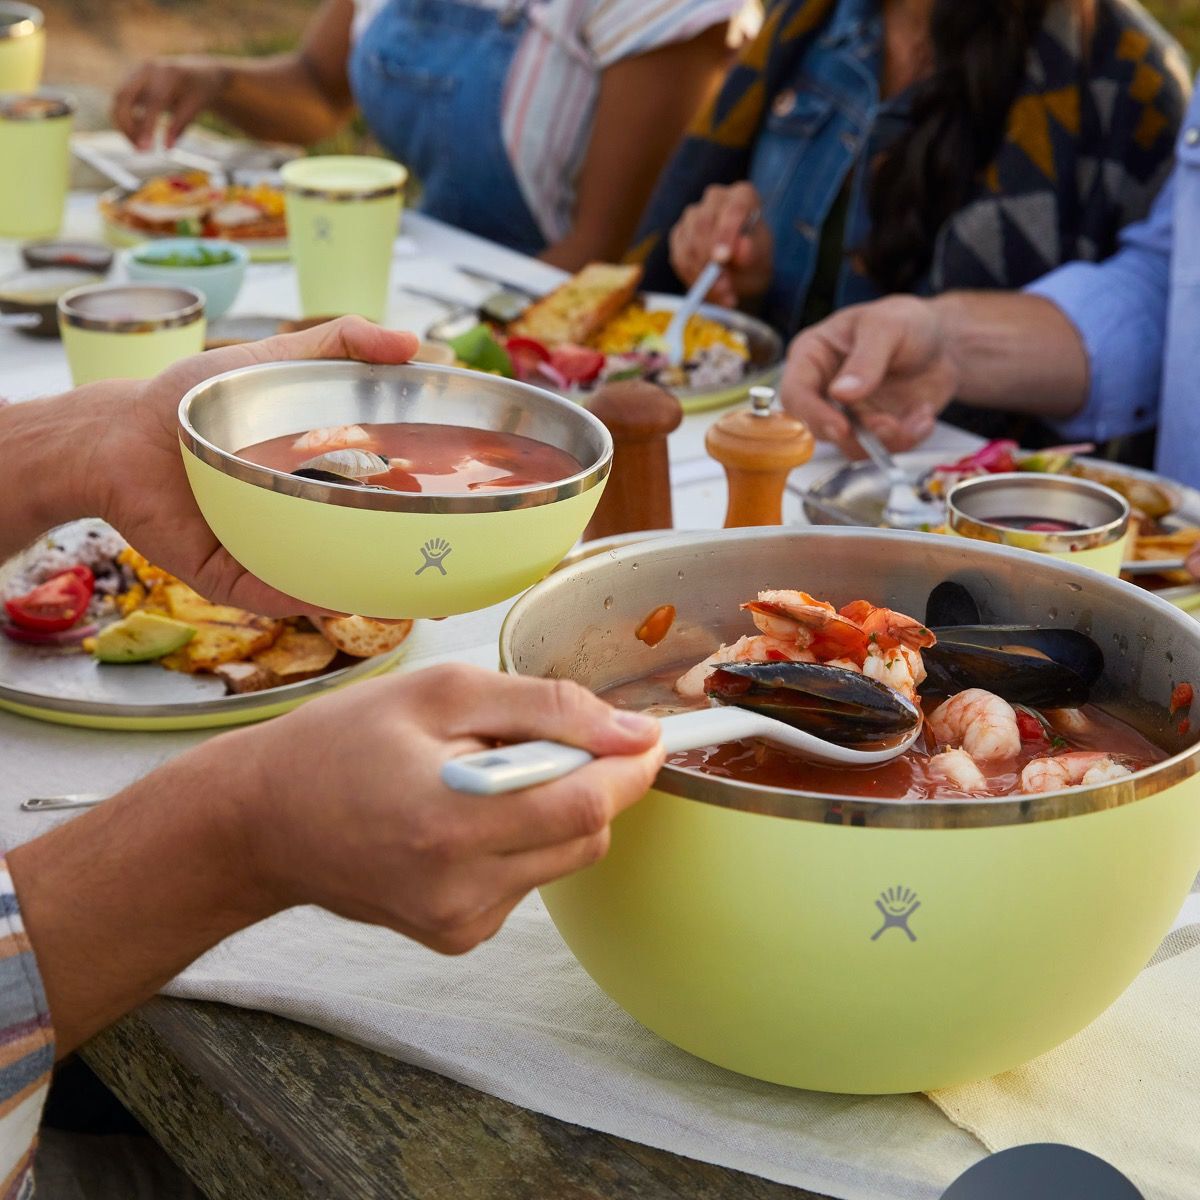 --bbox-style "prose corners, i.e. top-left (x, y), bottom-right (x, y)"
top-left (281, 155), bottom-right (407, 322)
